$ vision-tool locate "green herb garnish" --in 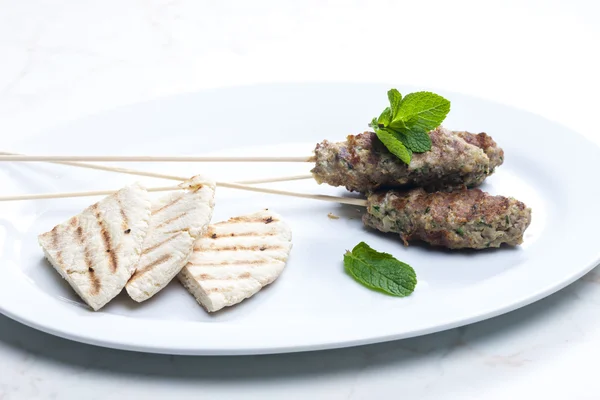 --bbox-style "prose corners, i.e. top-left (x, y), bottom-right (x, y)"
top-left (343, 242), bottom-right (417, 297)
top-left (369, 89), bottom-right (451, 164)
